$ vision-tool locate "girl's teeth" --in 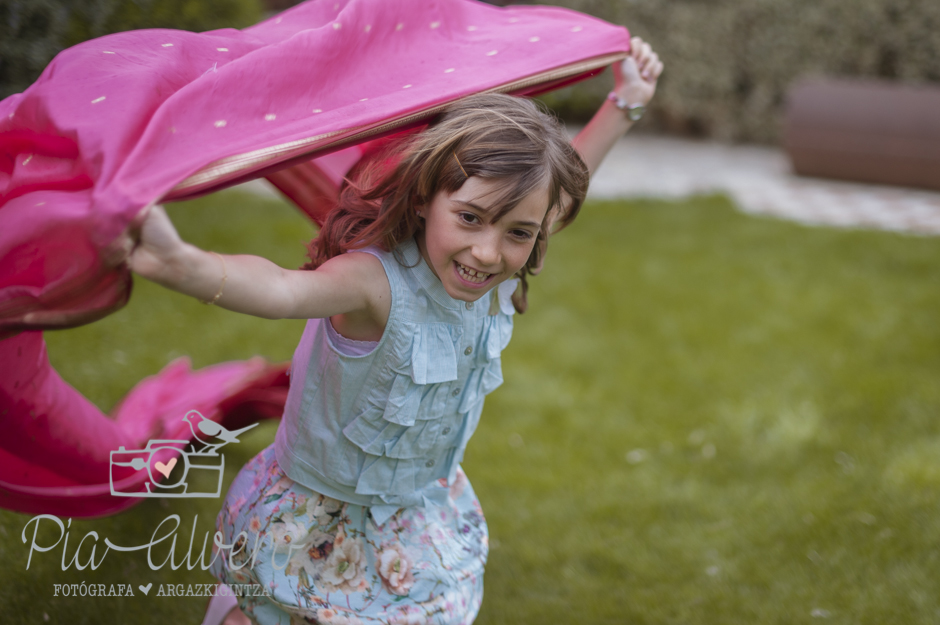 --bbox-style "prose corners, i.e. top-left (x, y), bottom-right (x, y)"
top-left (457, 262), bottom-right (490, 283)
